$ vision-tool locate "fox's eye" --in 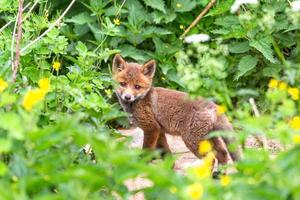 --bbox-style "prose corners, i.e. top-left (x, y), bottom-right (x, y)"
top-left (120, 82), bottom-right (127, 87)
top-left (134, 85), bottom-right (142, 90)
